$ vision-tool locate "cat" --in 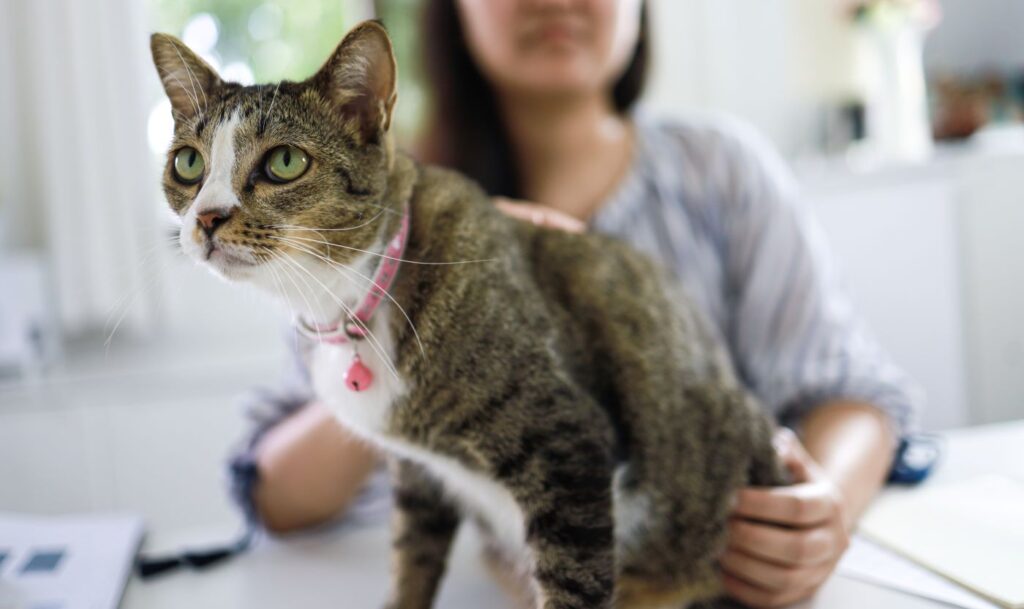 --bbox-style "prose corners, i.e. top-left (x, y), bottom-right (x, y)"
top-left (150, 20), bottom-right (786, 609)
